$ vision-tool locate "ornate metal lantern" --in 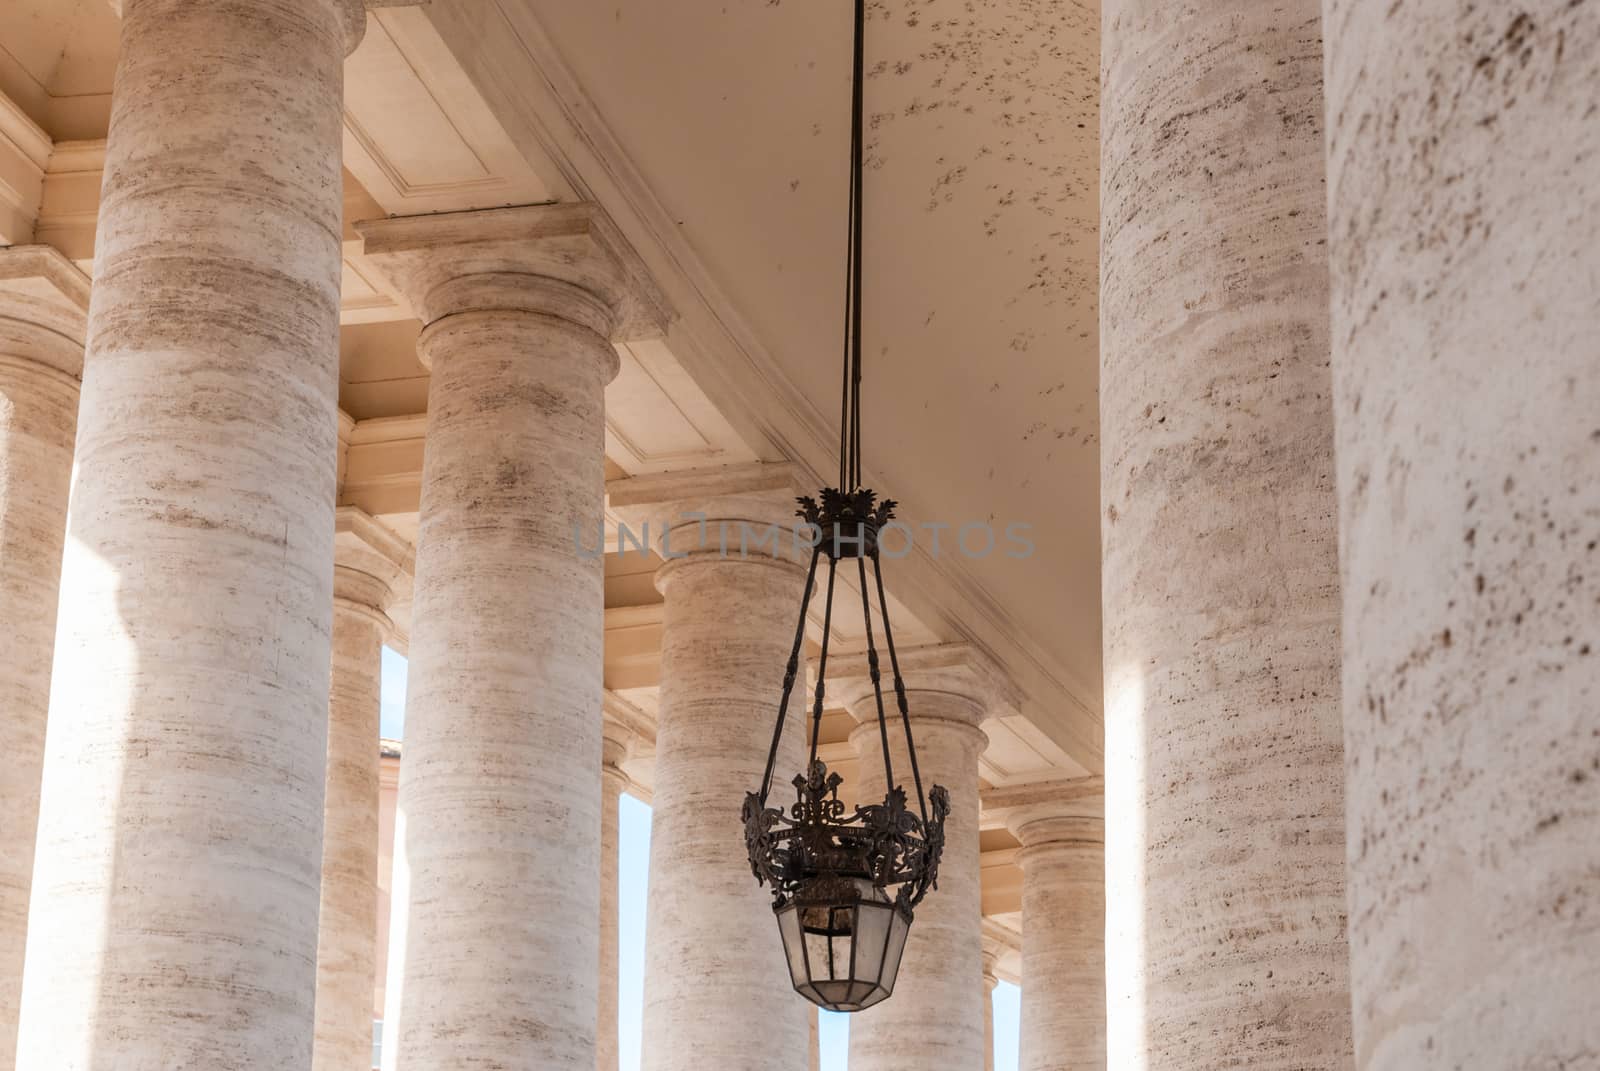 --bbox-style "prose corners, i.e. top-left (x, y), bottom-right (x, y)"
top-left (740, 0), bottom-right (949, 1014)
